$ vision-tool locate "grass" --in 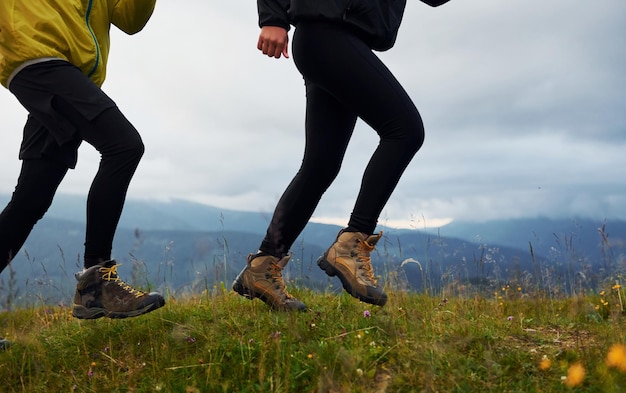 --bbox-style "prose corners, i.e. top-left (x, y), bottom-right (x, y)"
top-left (2, 285), bottom-right (626, 392)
